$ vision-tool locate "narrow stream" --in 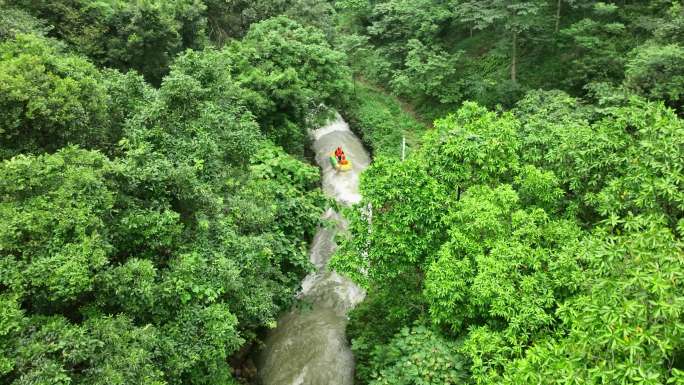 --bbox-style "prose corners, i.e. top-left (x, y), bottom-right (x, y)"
top-left (258, 116), bottom-right (371, 385)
